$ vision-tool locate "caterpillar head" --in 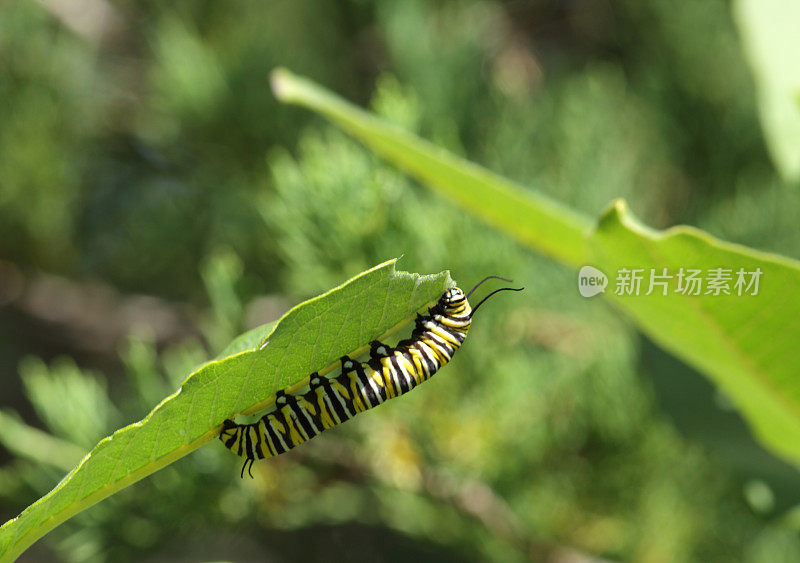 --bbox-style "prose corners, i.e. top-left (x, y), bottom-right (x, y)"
top-left (438, 287), bottom-right (469, 317)
top-left (440, 287), bottom-right (466, 306)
